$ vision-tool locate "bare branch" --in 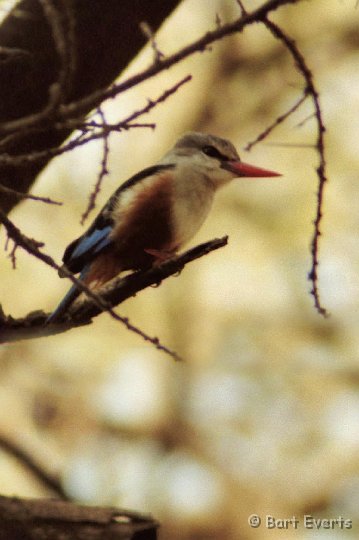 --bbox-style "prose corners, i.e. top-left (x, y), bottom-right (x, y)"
top-left (0, 434), bottom-right (68, 500)
top-left (0, 75), bottom-right (192, 167)
top-left (244, 92), bottom-right (308, 151)
top-left (236, 0), bottom-right (248, 16)
top-left (0, 496), bottom-right (158, 538)
top-left (0, 184), bottom-right (62, 205)
top-left (0, 236), bottom-right (228, 349)
top-left (140, 21), bottom-right (165, 64)
top-left (0, 0), bottom-right (300, 142)
top-left (263, 17), bottom-right (329, 317)
top-left (0, 210), bottom-right (181, 360)
top-left (80, 108), bottom-right (110, 224)
top-left (59, 0), bottom-right (302, 122)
